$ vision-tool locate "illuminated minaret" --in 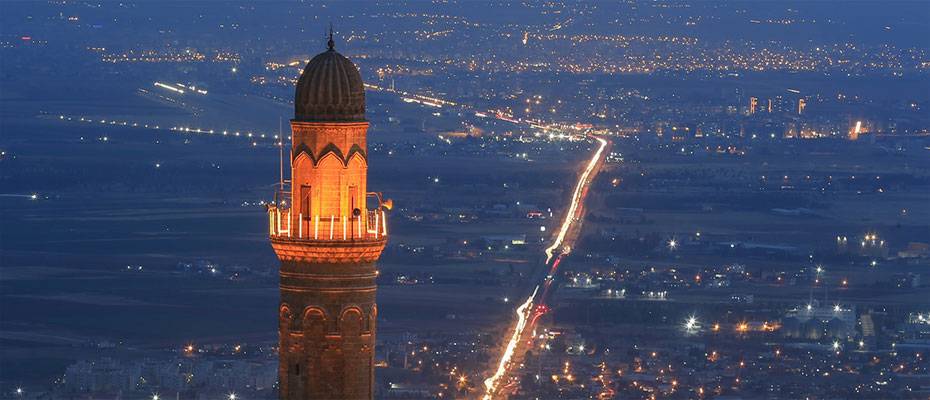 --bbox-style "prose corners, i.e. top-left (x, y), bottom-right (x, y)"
top-left (268, 31), bottom-right (390, 400)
